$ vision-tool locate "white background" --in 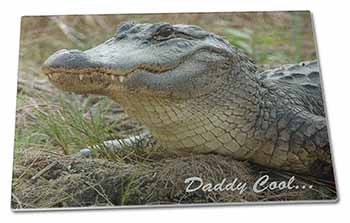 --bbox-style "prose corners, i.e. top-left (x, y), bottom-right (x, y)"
top-left (0, 0), bottom-right (349, 222)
